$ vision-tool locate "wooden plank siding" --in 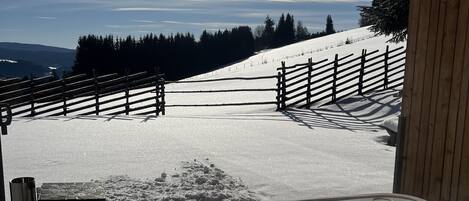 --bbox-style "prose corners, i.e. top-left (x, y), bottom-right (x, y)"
top-left (399, 0), bottom-right (421, 196)
top-left (398, 0), bottom-right (469, 201)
